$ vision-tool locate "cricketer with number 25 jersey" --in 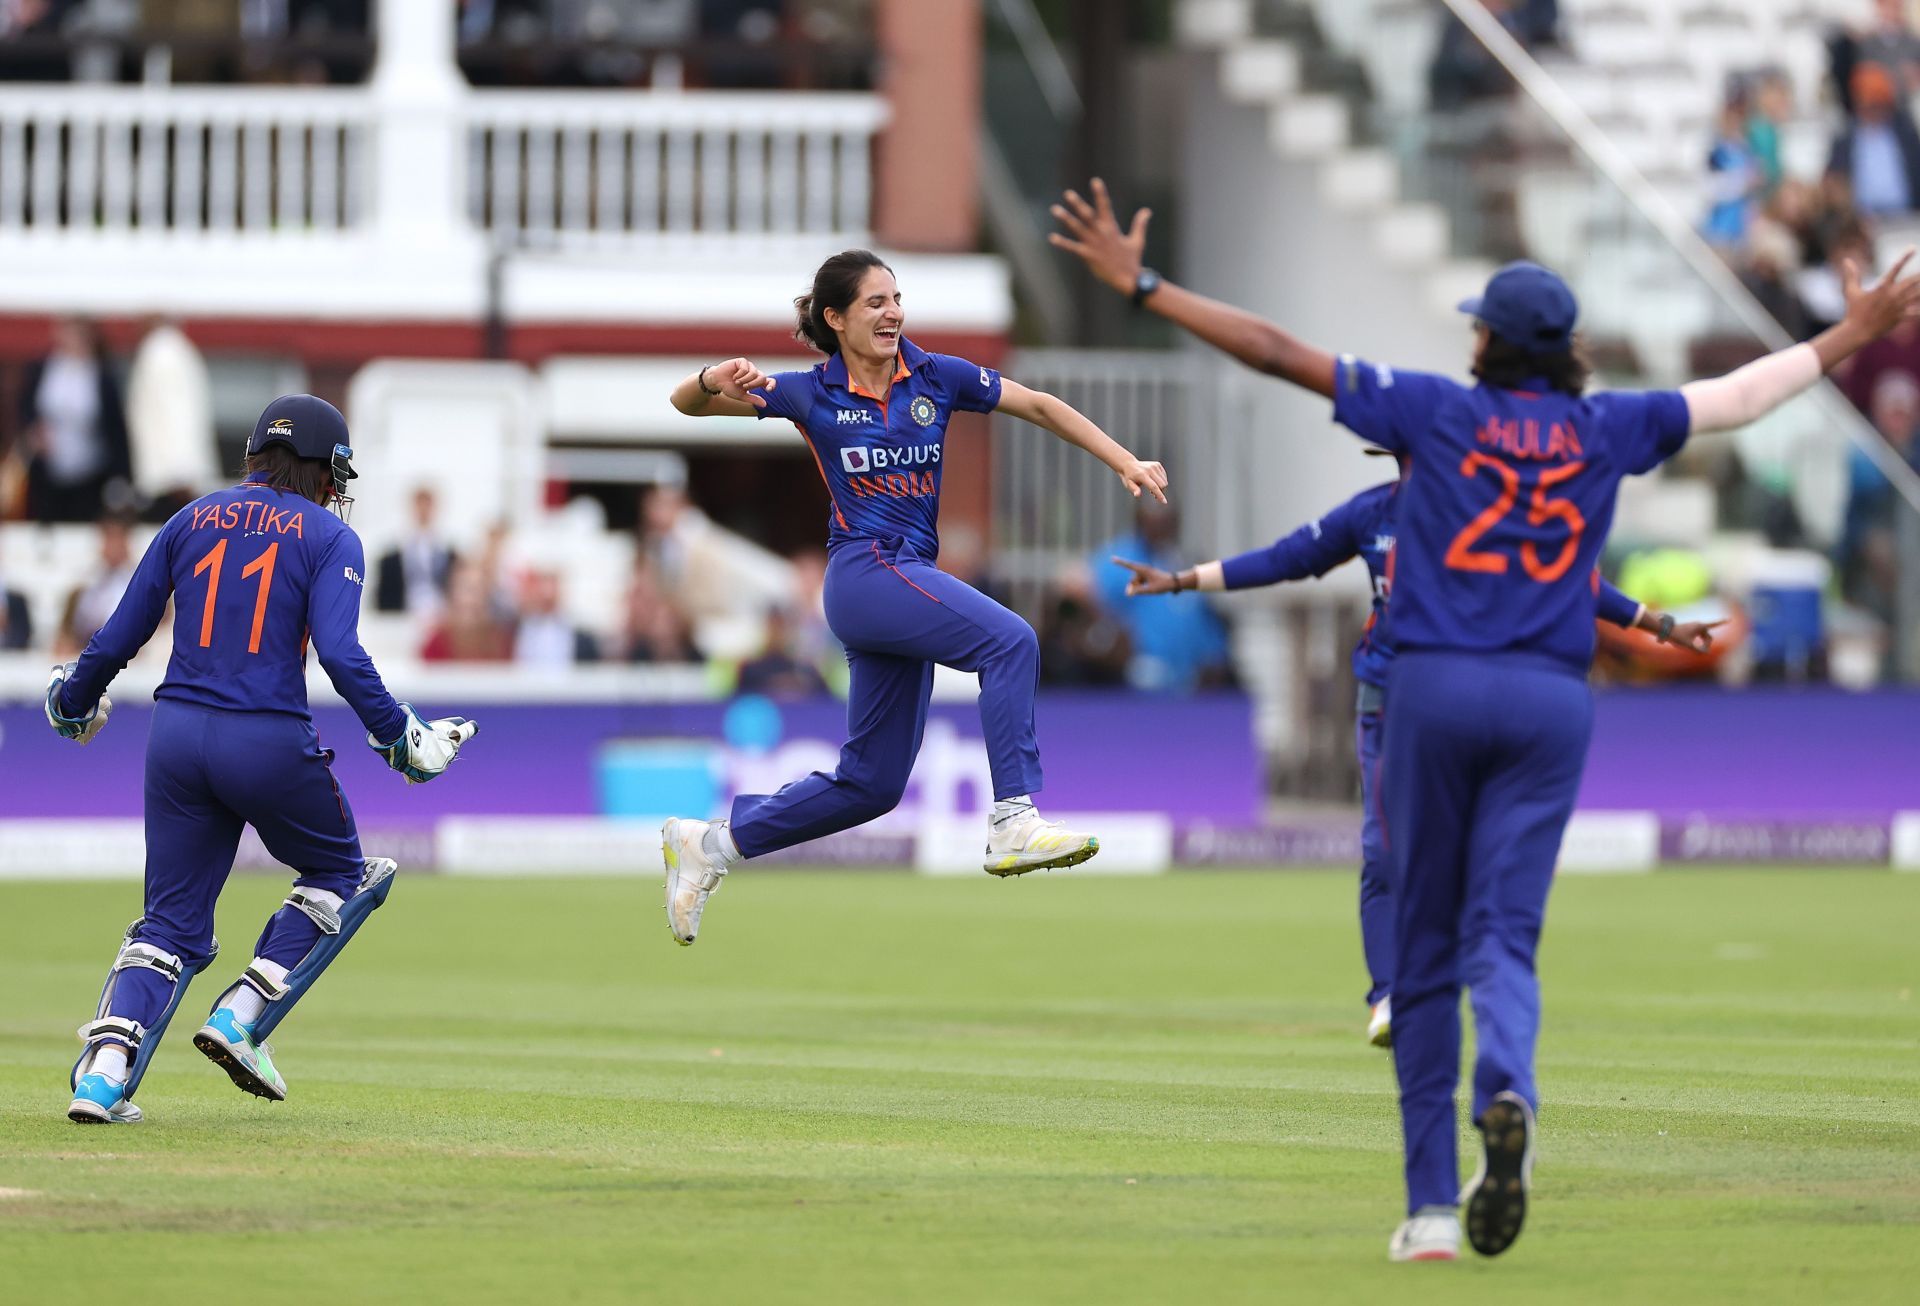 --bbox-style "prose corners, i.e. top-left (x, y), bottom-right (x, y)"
top-left (1332, 355), bottom-right (1688, 669)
